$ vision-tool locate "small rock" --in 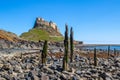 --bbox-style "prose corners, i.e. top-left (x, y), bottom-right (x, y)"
top-left (9, 60), bottom-right (18, 65)
top-left (41, 73), bottom-right (49, 80)
top-left (8, 69), bottom-right (13, 74)
top-left (17, 73), bottom-right (24, 79)
top-left (13, 65), bottom-right (22, 73)
top-left (0, 77), bottom-right (6, 80)
top-left (76, 70), bottom-right (81, 75)
top-left (90, 69), bottom-right (97, 74)
top-left (2, 63), bottom-right (12, 70)
top-left (43, 66), bottom-right (54, 74)
top-left (2, 74), bottom-right (12, 80)
top-left (28, 71), bottom-right (39, 80)
top-left (99, 72), bottom-right (112, 80)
